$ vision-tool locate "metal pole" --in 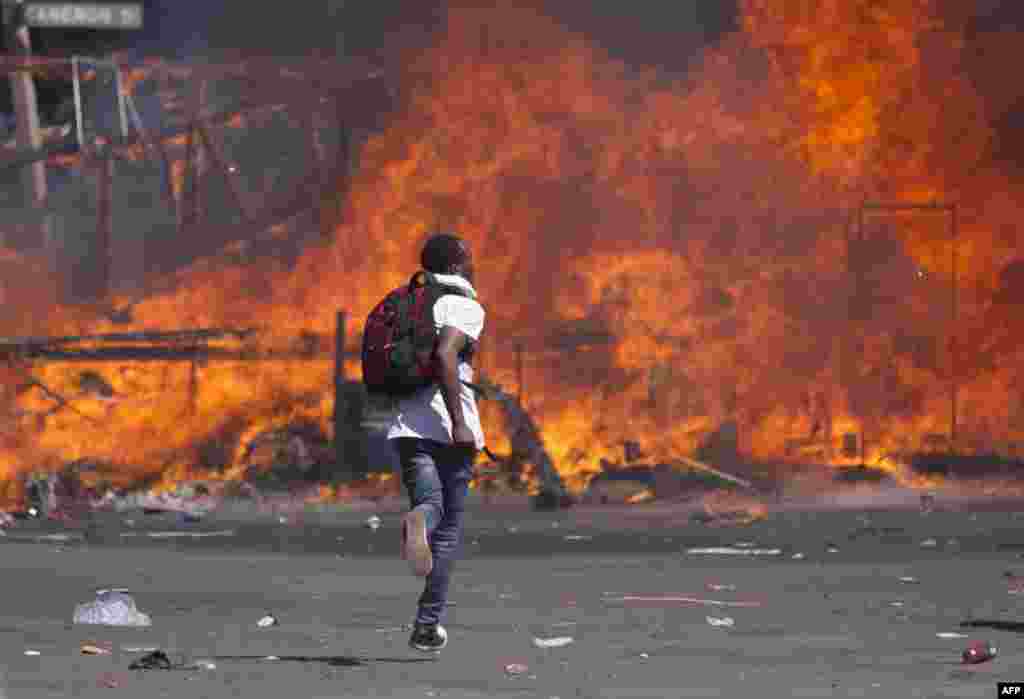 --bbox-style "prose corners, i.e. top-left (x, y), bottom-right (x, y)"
top-left (179, 120), bottom-right (195, 231)
top-left (72, 56), bottom-right (85, 151)
top-left (950, 203), bottom-right (958, 454)
top-left (191, 81), bottom-right (207, 228)
top-left (856, 205), bottom-right (865, 464)
top-left (114, 63), bottom-right (128, 143)
top-left (4, 0), bottom-right (49, 232)
top-left (333, 310), bottom-right (347, 472)
top-left (125, 92), bottom-right (175, 208)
